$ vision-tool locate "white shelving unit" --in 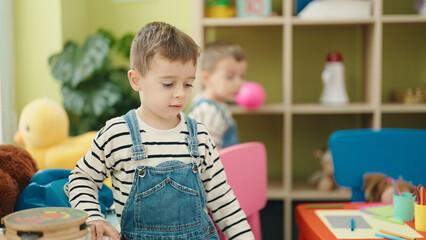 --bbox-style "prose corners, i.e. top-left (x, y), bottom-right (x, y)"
top-left (193, 0), bottom-right (426, 239)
